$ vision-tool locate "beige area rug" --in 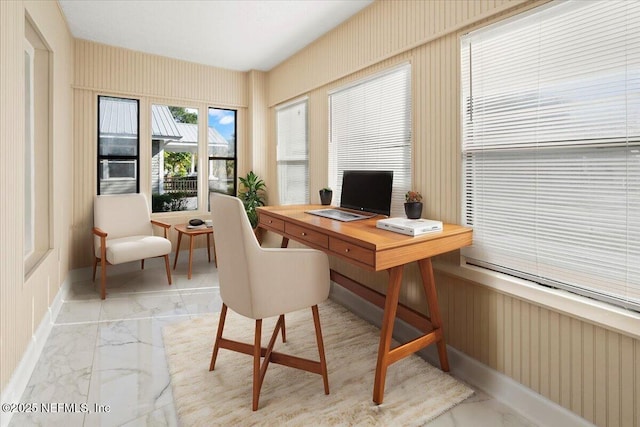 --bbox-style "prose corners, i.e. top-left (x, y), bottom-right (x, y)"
top-left (163, 300), bottom-right (473, 426)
